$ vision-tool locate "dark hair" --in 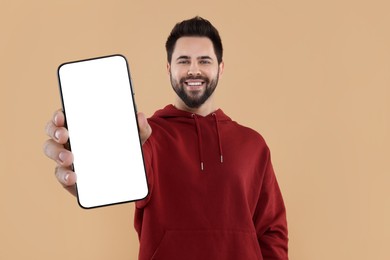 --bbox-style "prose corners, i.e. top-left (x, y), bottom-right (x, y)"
top-left (165, 16), bottom-right (223, 64)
